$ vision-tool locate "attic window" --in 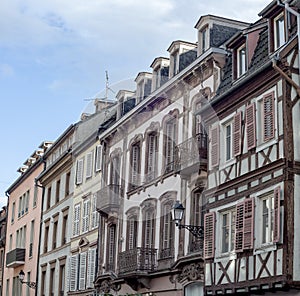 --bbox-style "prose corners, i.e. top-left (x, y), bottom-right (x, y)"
top-left (274, 13), bottom-right (285, 50)
top-left (237, 44), bottom-right (247, 77)
top-left (200, 26), bottom-right (209, 54)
